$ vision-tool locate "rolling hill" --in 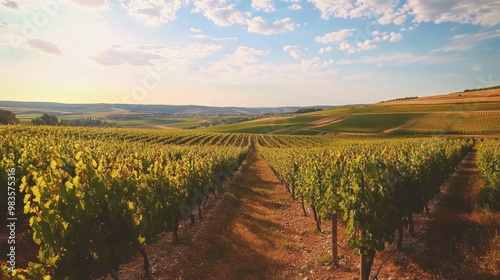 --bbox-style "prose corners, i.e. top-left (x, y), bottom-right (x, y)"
top-left (203, 87), bottom-right (500, 136)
